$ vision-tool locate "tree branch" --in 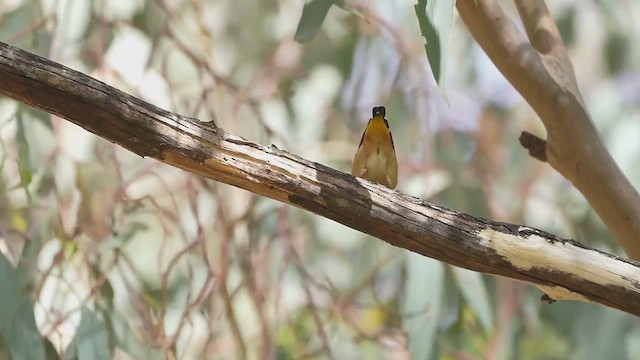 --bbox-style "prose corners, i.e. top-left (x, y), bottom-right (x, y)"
top-left (1, 41), bottom-right (640, 316)
top-left (456, 0), bottom-right (640, 260)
